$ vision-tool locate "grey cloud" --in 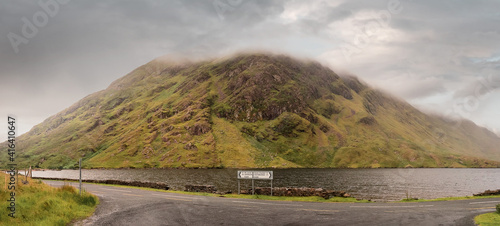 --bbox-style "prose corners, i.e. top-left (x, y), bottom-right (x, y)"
top-left (1, 0), bottom-right (499, 135)
top-left (453, 74), bottom-right (500, 99)
top-left (0, 0), bottom-right (285, 86)
top-left (0, 0), bottom-right (289, 135)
